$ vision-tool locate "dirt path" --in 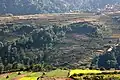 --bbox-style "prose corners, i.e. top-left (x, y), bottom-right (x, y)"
top-left (12, 74), bottom-right (26, 80)
top-left (0, 73), bottom-right (12, 78)
top-left (55, 78), bottom-right (70, 80)
top-left (40, 77), bottom-right (71, 80)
